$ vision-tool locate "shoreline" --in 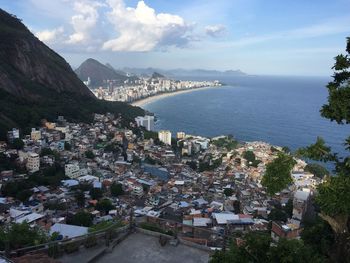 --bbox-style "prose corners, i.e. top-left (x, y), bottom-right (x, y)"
top-left (130, 86), bottom-right (217, 108)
